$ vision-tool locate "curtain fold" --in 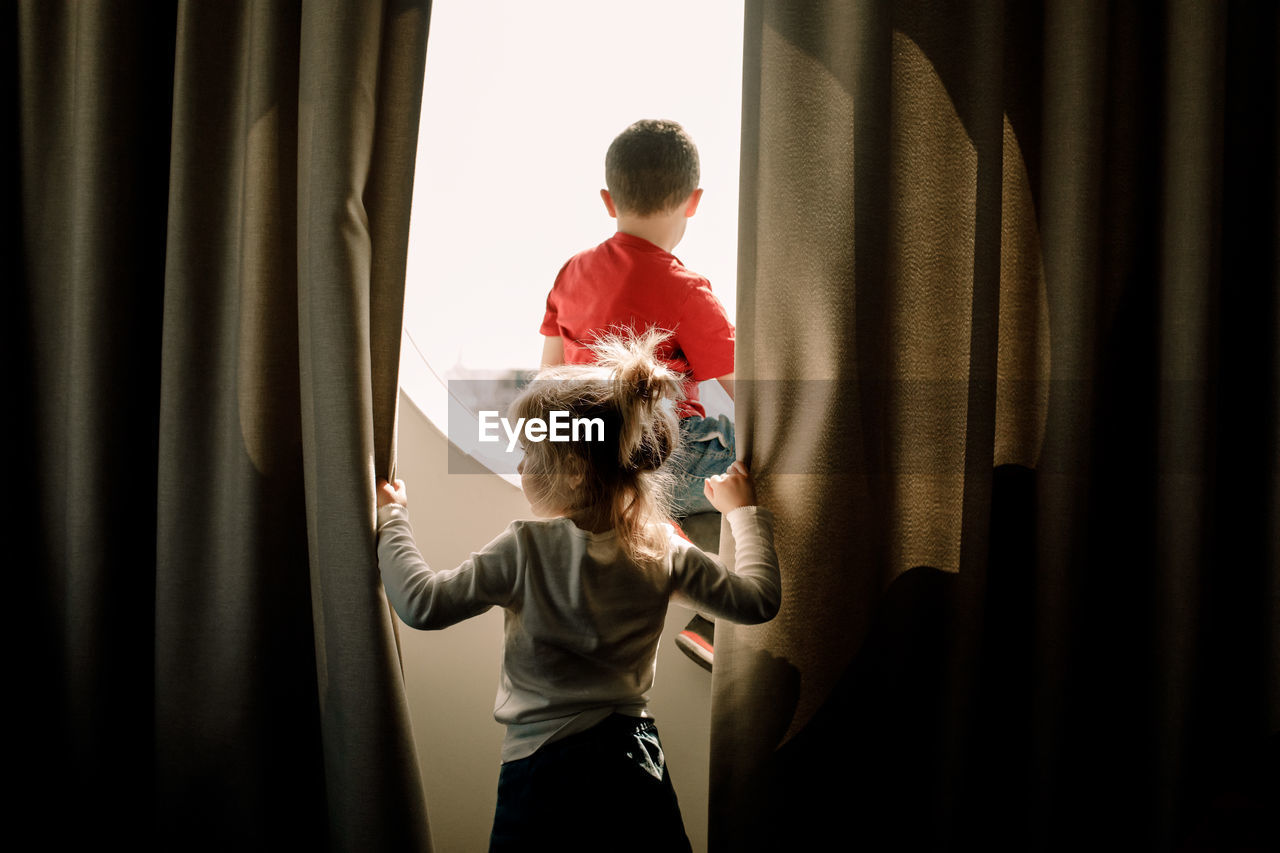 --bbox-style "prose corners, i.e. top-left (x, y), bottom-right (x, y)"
top-left (13, 2), bottom-right (432, 848)
top-left (715, 1), bottom-right (1278, 849)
